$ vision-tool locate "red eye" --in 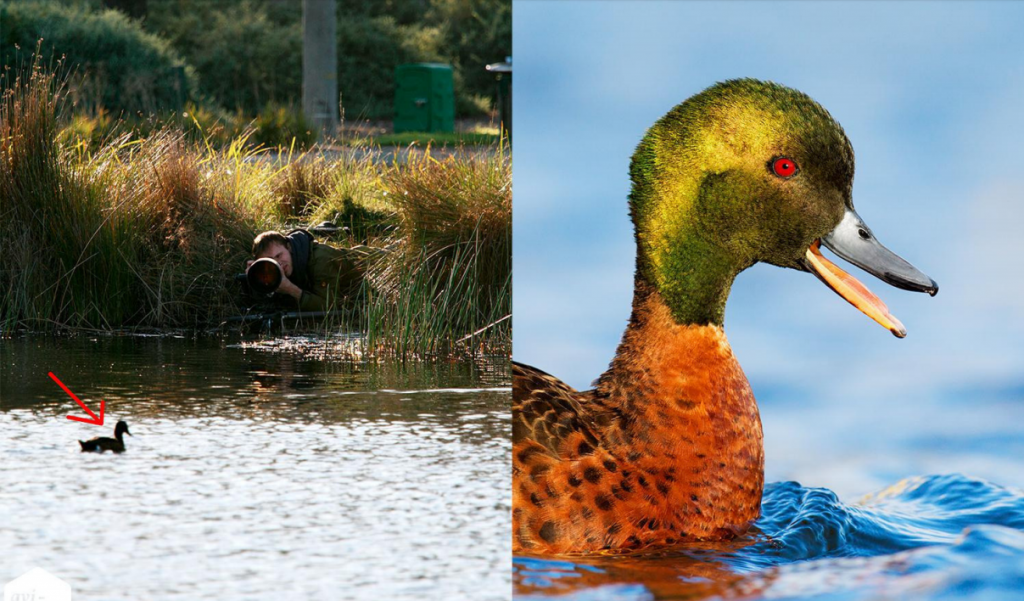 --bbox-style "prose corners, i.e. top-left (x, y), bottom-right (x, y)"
top-left (771, 157), bottom-right (798, 178)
